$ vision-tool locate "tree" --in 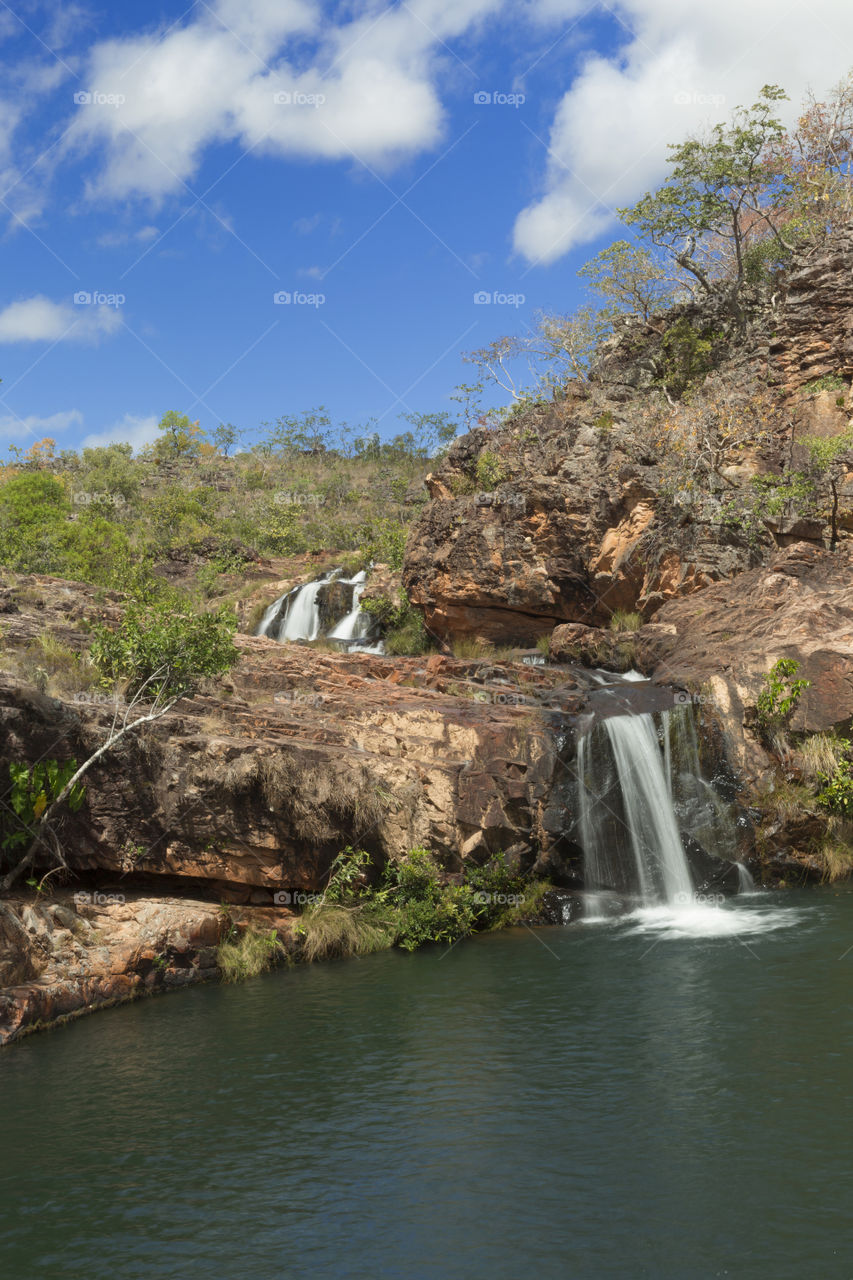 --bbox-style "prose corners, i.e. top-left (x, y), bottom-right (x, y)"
top-left (463, 306), bottom-right (608, 404)
top-left (802, 426), bottom-right (853, 550)
top-left (1, 604), bottom-right (240, 891)
top-left (213, 422), bottom-right (239, 457)
top-left (764, 71), bottom-right (853, 249)
top-left (578, 239), bottom-right (681, 318)
top-left (152, 410), bottom-right (206, 461)
top-left (620, 86), bottom-right (791, 302)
